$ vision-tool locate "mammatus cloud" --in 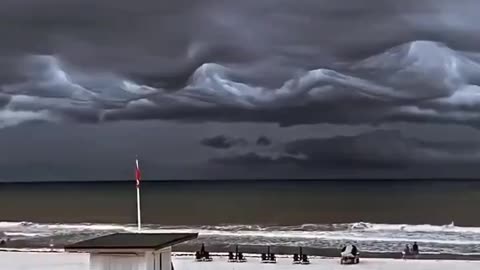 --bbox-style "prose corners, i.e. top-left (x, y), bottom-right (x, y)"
top-left (201, 134), bottom-right (306, 164)
top-left (256, 136), bottom-right (272, 146)
top-left (3, 41), bottom-right (480, 128)
top-left (209, 130), bottom-right (480, 169)
top-left (200, 135), bottom-right (247, 149)
top-left (201, 135), bottom-right (272, 149)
